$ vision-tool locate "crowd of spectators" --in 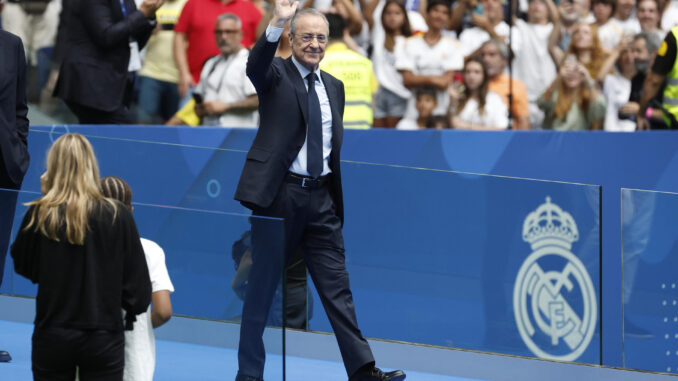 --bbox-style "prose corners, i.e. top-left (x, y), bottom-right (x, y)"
top-left (1, 0), bottom-right (677, 130)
